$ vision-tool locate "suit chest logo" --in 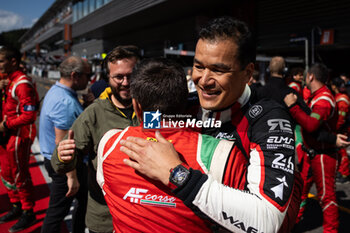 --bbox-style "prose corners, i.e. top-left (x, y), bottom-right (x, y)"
top-left (123, 187), bottom-right (177, 208)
